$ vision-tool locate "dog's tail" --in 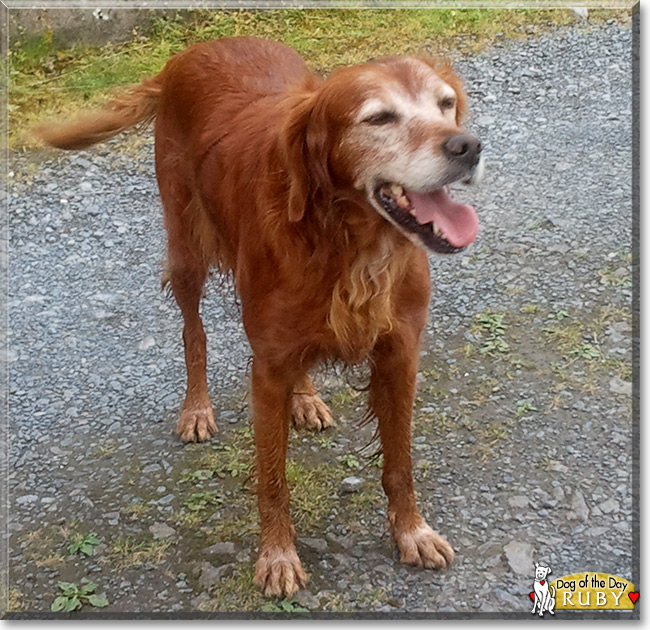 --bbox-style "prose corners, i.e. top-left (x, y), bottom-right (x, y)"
top-left (34, 76), bottom-right (162, 150)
